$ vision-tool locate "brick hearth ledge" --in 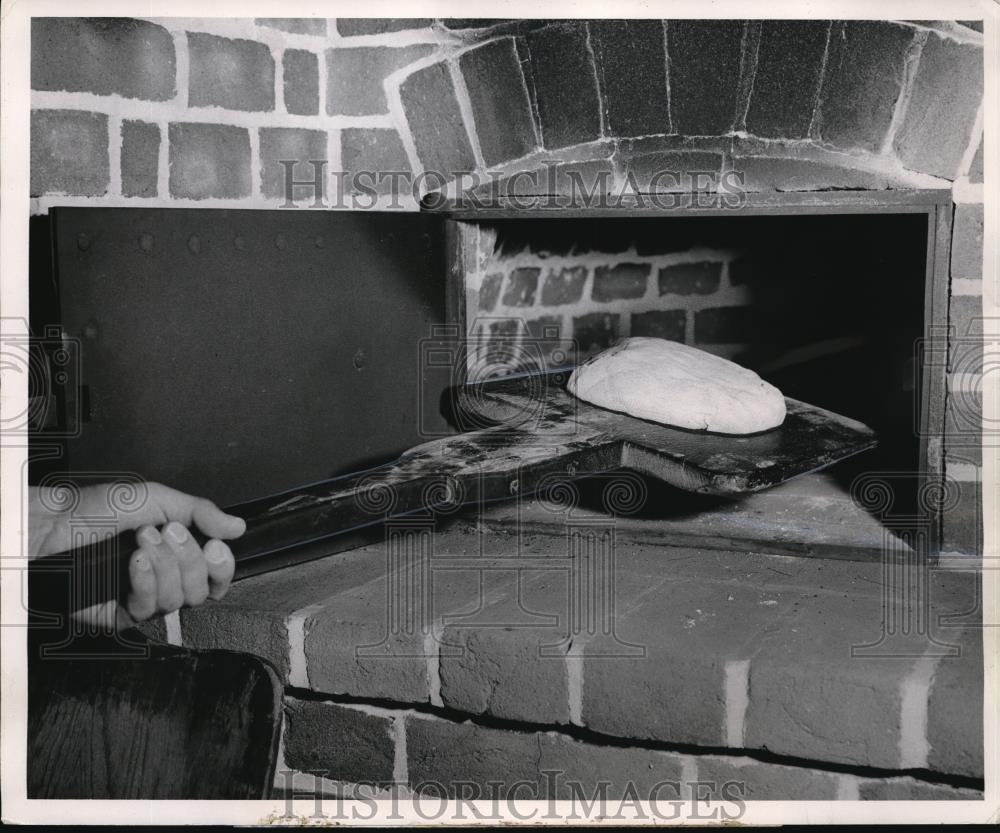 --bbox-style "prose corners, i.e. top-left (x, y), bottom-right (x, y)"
top-left (155, 509), bottom-right (985, 801)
